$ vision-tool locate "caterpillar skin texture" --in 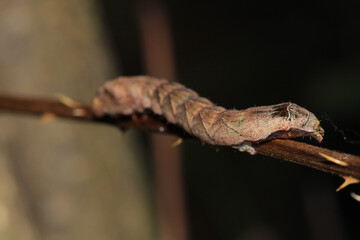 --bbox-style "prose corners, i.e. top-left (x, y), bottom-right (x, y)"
top-left (91, 76), bottom-right (324, 146)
